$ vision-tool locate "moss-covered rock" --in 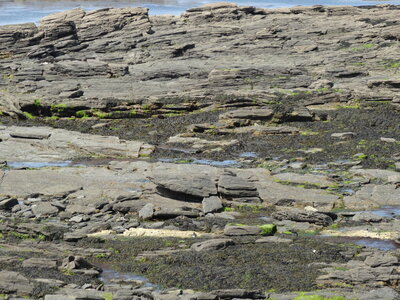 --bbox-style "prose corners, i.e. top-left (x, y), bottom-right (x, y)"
top-left (258, 224), bottom-right (277, 236)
